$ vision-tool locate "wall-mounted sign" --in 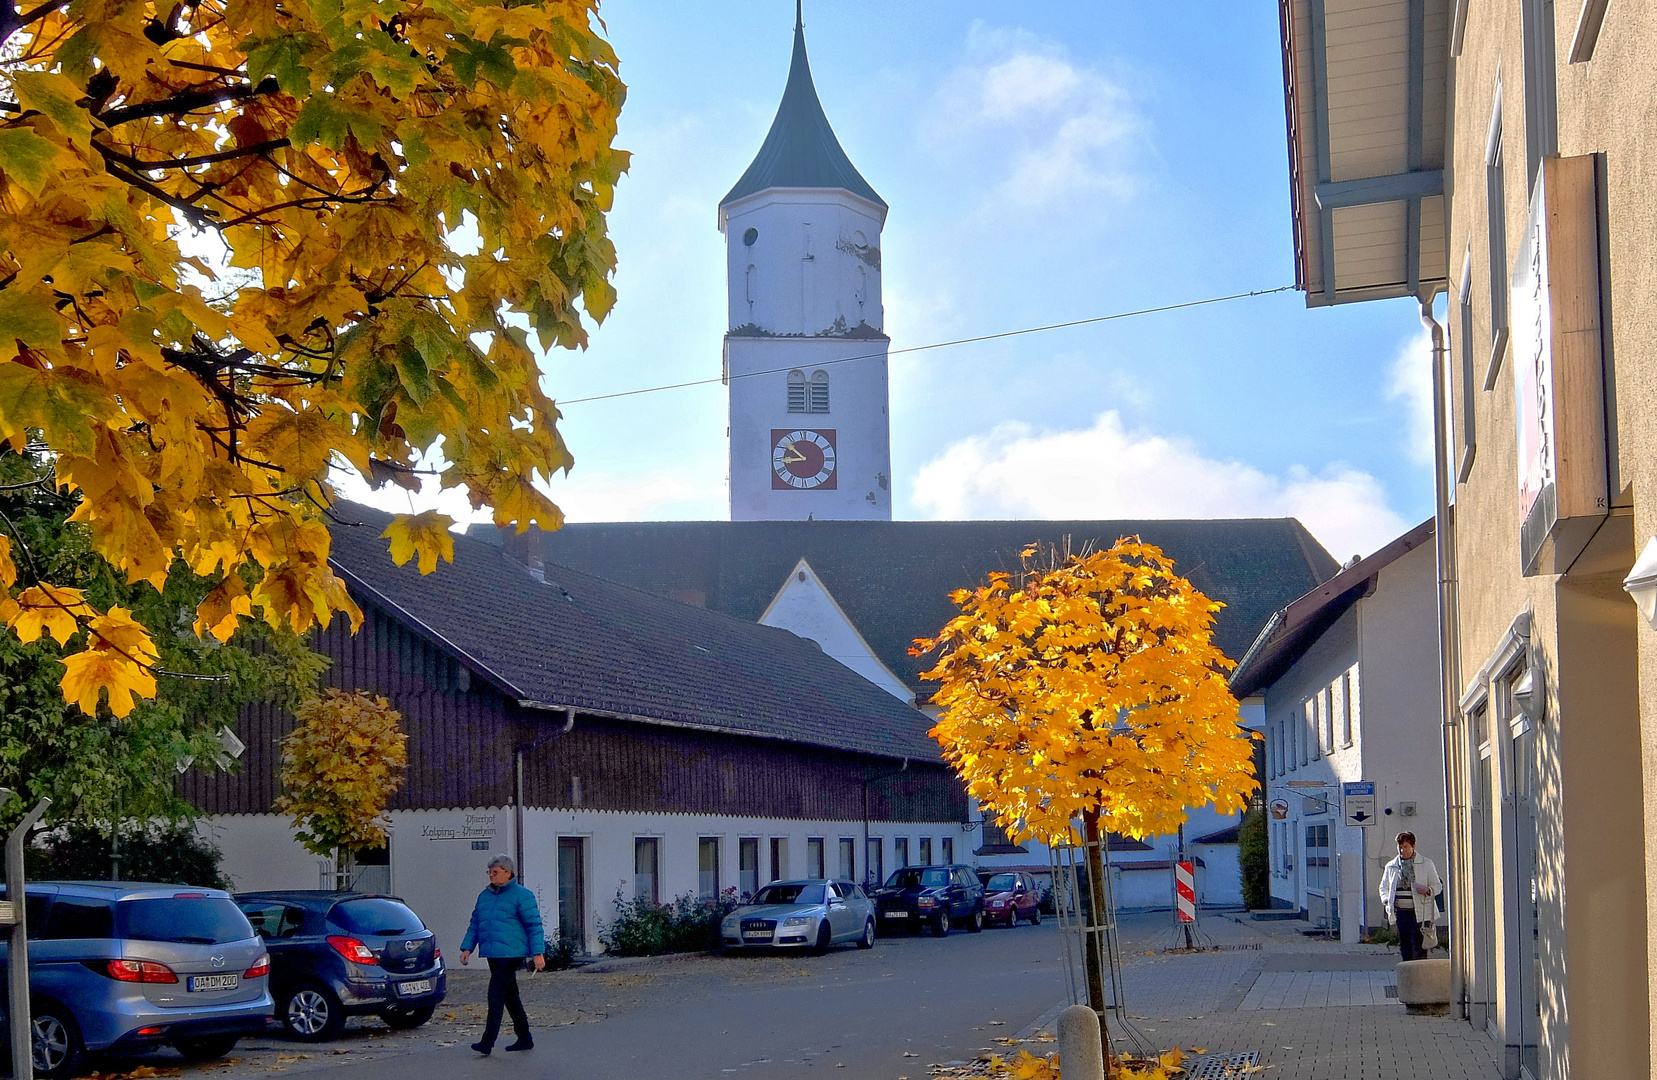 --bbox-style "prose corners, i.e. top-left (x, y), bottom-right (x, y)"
top-left (1510, 154), bottom-right (1607, 576)
top-left (1269, 799), bottom-right (1291, 821)
top-left (1343, 781), bottom-right (1377, 827)
top-left (421, 812), bottom-right (500, 843)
